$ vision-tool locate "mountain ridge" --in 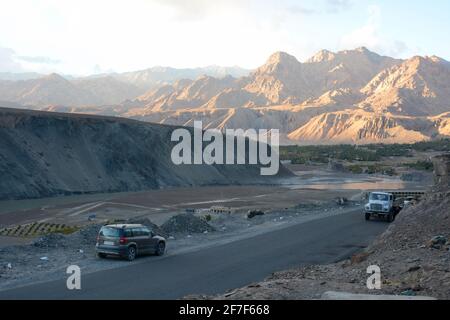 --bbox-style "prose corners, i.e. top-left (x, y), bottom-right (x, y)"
top-left (1, 47), bottom-right (449, 145)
